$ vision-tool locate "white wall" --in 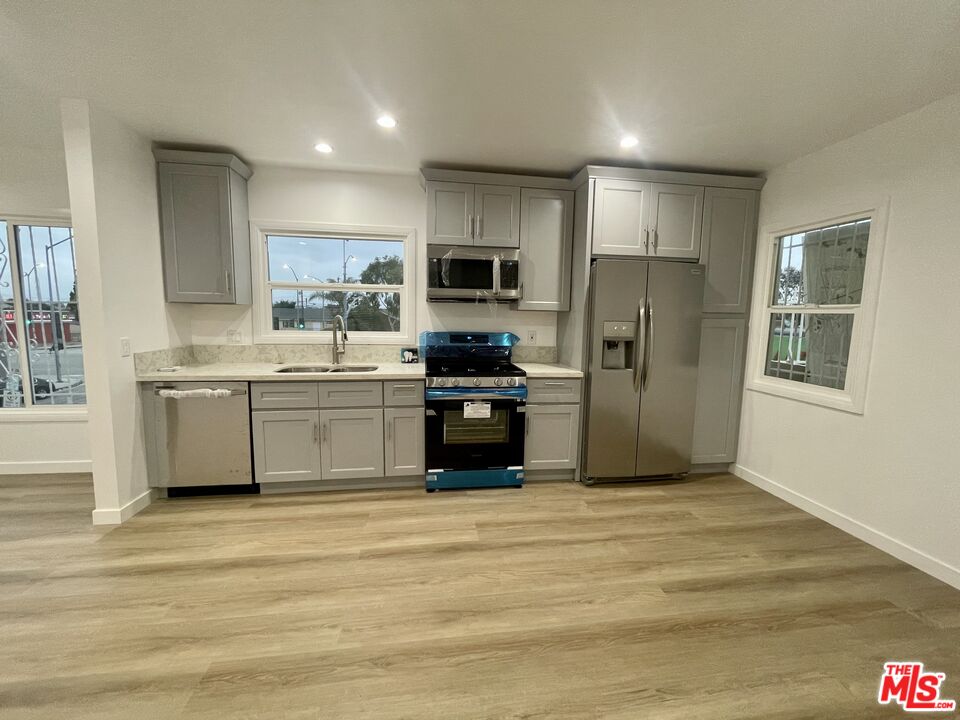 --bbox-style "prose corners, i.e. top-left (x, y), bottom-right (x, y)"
top-left (735, 91), bottom-right (960, 588)
top-left (177, 165), bottom-right (558, 346)
top-left (61, 99), bottom-right (187, 522)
